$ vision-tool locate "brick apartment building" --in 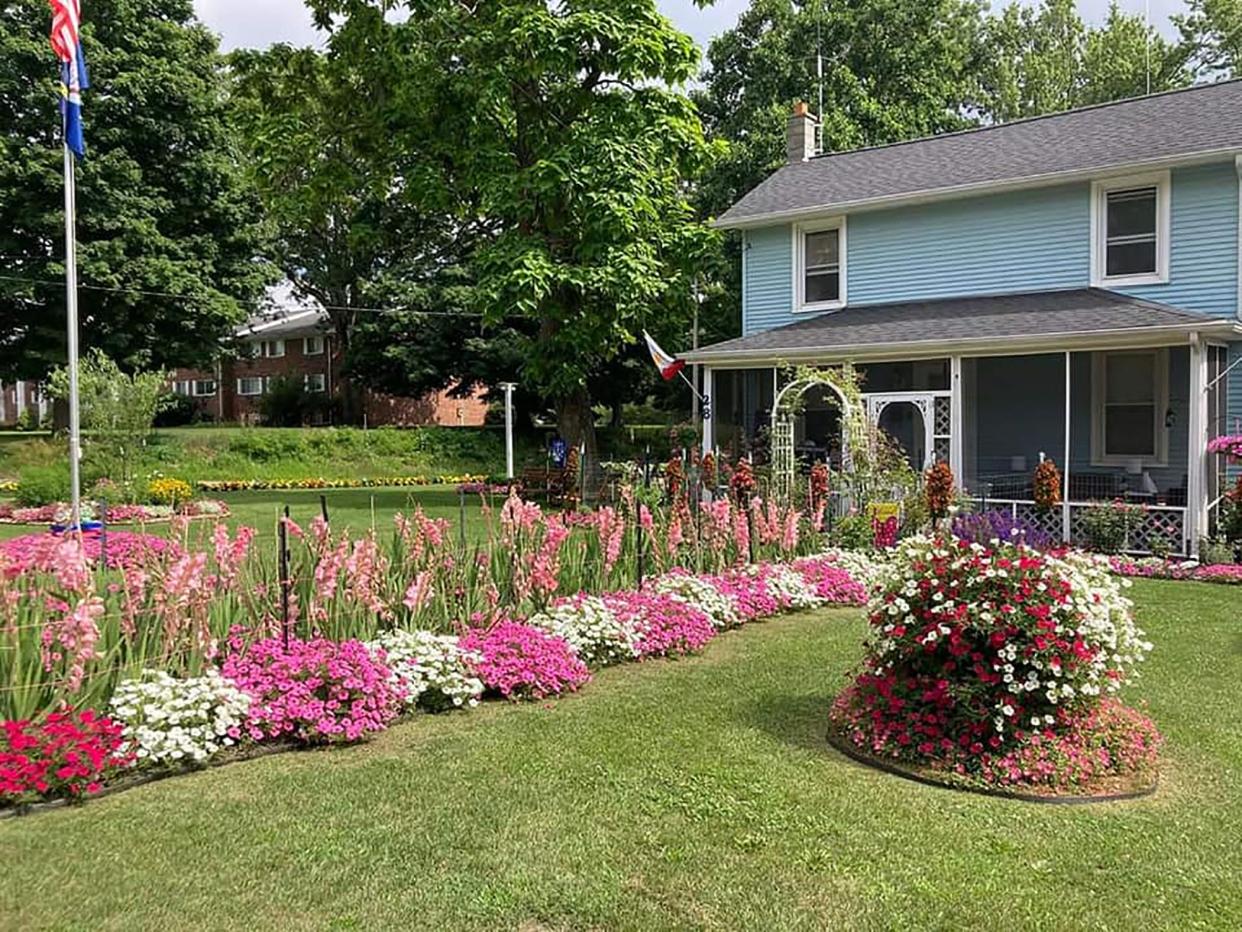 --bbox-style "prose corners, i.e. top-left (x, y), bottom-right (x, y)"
top-left (169, 309), bottom-right (488, 427)
top-left (0, 380), bottom-right (51, 428)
